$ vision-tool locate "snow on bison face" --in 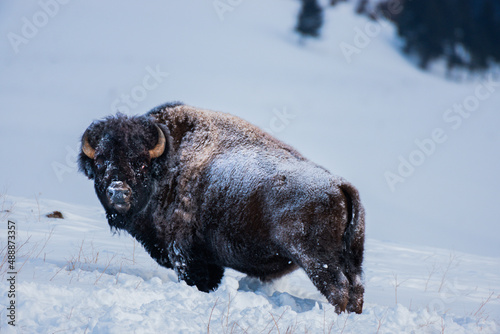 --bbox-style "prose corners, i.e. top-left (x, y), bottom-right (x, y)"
top-left (78, 114), bottom-right (167, 222)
